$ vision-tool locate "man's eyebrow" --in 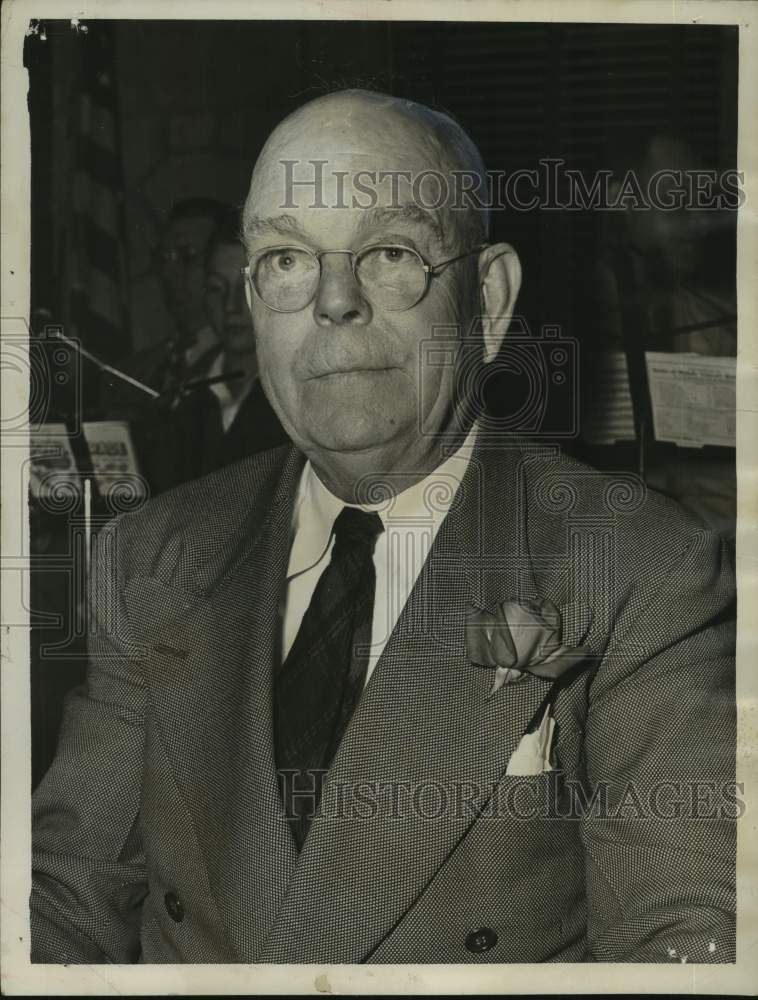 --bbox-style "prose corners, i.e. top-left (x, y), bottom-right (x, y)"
top-left (243, 214), bottom-right (306, 242)
top-left (356, 205), bottom-right (444, 243)
top-left (243, 204), bottom-right (445, 246)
